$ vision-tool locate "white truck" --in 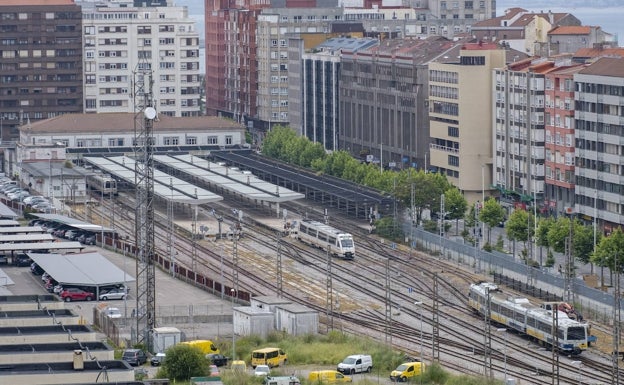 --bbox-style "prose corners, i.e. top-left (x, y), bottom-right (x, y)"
top-left (337, 354), bottom-right (373, 374)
